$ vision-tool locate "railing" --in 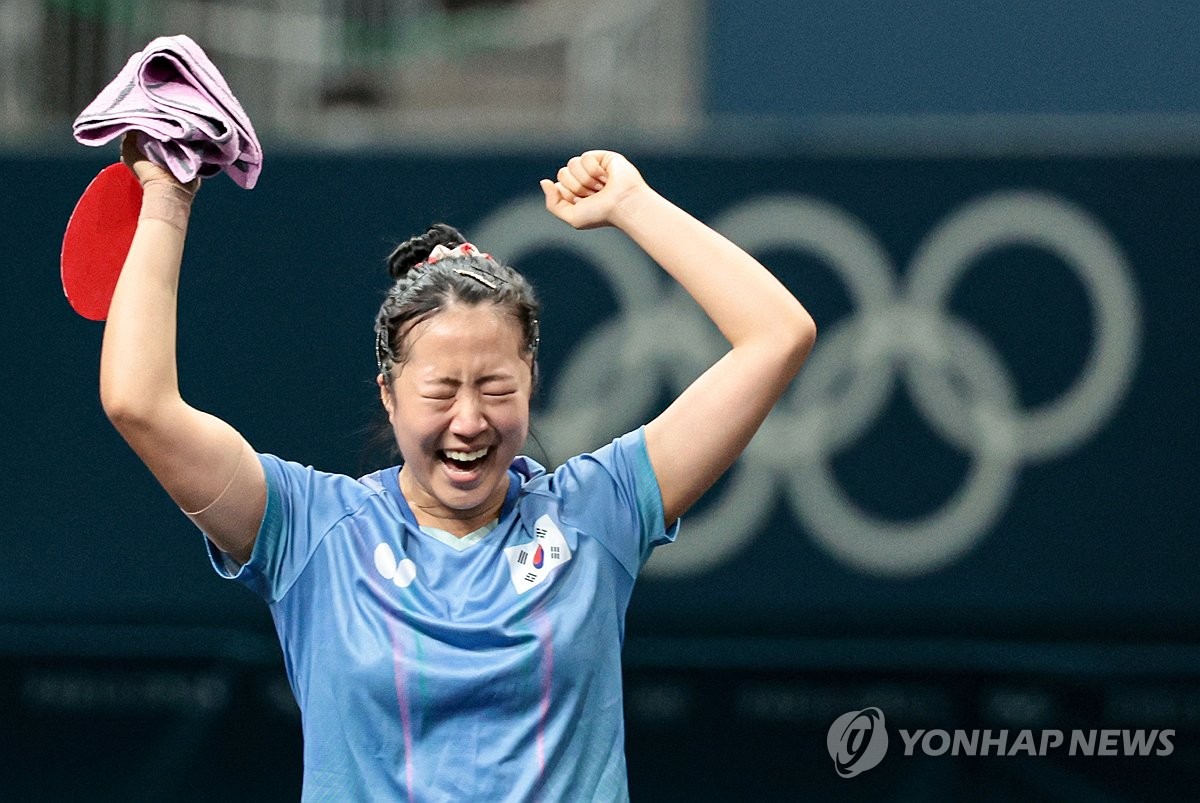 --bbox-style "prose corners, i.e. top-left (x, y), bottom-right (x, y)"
top-left (0, 0), bottom-right (702, 146)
